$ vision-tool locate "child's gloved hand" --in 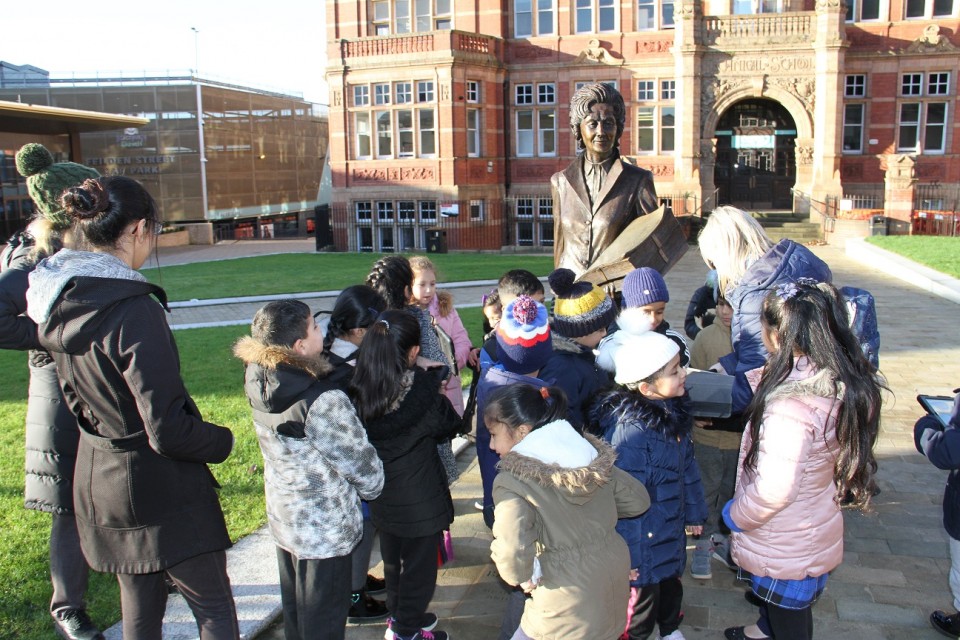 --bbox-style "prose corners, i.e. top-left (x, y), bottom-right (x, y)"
top-left (914, 415), bottom-right (942, 455)
top-left (950, 388), bottom-right (960, 428)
